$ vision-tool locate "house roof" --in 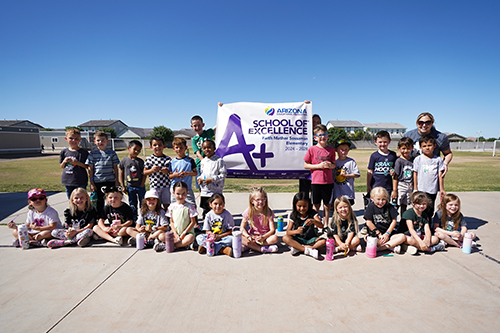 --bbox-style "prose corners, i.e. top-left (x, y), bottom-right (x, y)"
top-left (363, 122), bottom-right (407, 129)
top-left (0, 120), bottom-right (44, 128)
top-left (174, 128), bottom-right (196, 137)
top-left (79, 120), bottom-right (127, 127)
top-left (444, 133), bottom-right (467, 140)
top-left (127, 127), bottom-right (153, 138)
top-left (326, 120), bottom-right (364, 127)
